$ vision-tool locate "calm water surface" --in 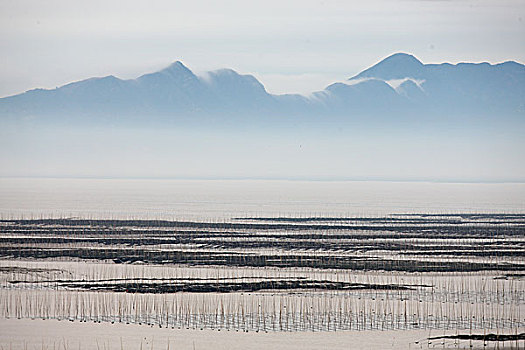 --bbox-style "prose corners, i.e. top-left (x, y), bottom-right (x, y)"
top-left (0, 178), bottom-right (524, 220)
